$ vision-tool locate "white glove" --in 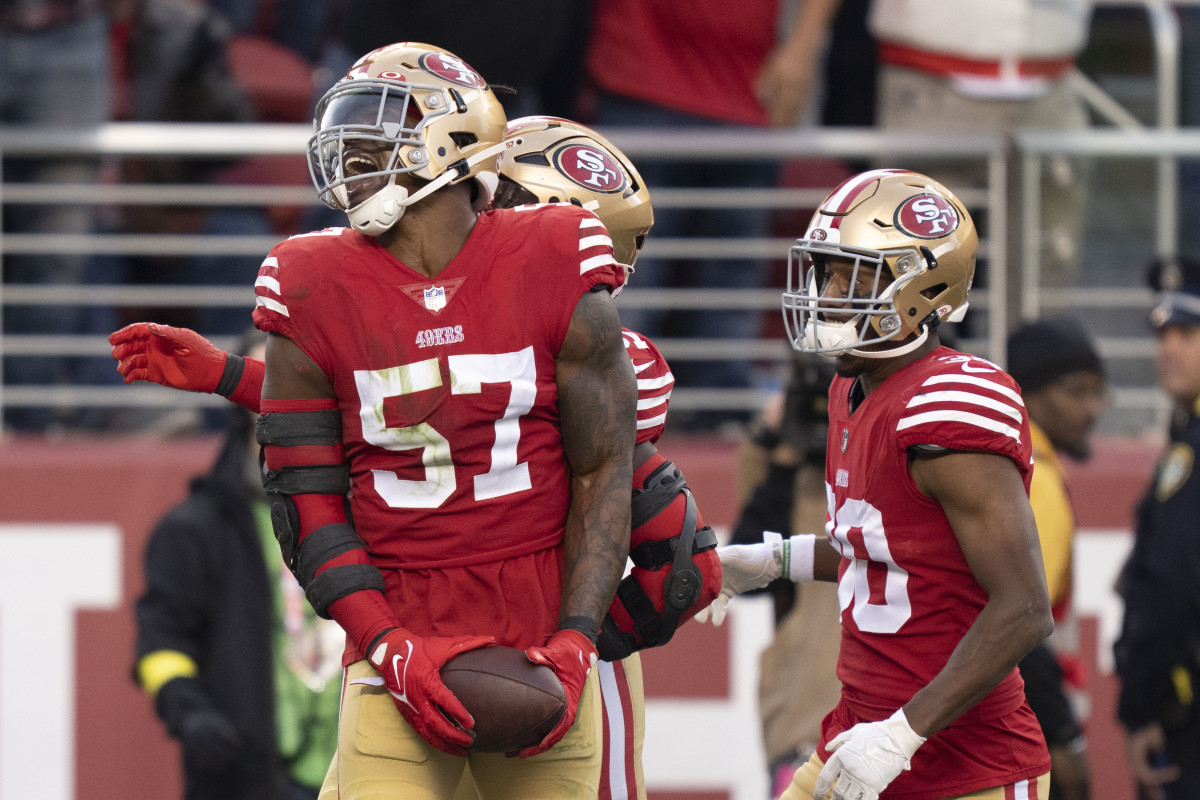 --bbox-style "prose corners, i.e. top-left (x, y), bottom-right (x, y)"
top-left (813, 709), bottom-right (926, 800)
top-left (694, 532), bottom-right (785, 626)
